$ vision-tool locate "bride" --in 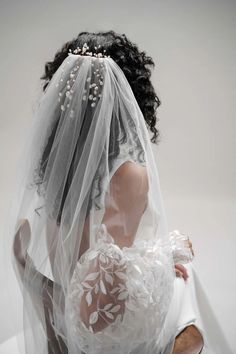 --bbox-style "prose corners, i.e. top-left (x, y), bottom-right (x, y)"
top-left (3, 30), bottom-right (233, 354)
